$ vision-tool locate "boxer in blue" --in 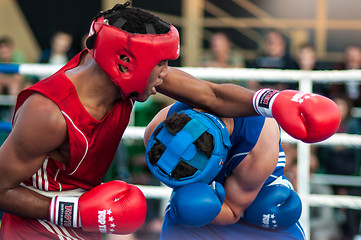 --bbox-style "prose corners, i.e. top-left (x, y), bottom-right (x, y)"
top-left (144, 101), bottom-right (306, 240)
